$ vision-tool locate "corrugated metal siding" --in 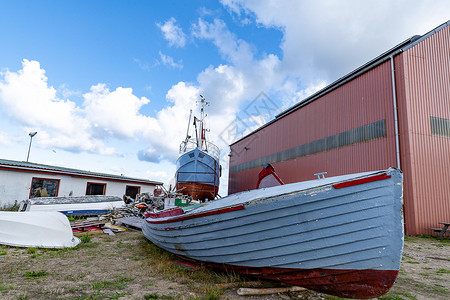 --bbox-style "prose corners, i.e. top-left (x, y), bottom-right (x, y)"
top-left (229, 61), bottom-right (397, 194)
top-left (397, 24), bottom-right (450, 235)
